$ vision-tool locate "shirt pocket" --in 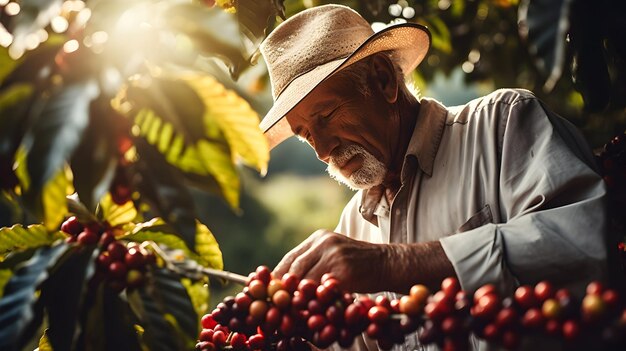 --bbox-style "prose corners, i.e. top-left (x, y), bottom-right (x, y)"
top-left (456, 204), bottom-right (493, 233)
